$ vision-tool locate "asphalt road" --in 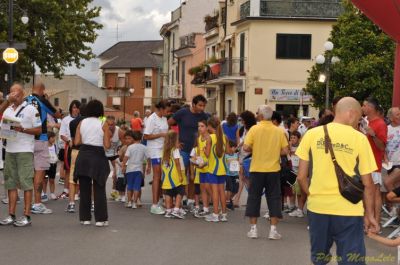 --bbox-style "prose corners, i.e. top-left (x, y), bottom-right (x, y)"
top-left (0, 174), bottom-right (397, 265)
